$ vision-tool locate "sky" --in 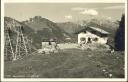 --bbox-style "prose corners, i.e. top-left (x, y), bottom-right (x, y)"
top-left (4, 3), bottom-right (125, 22)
